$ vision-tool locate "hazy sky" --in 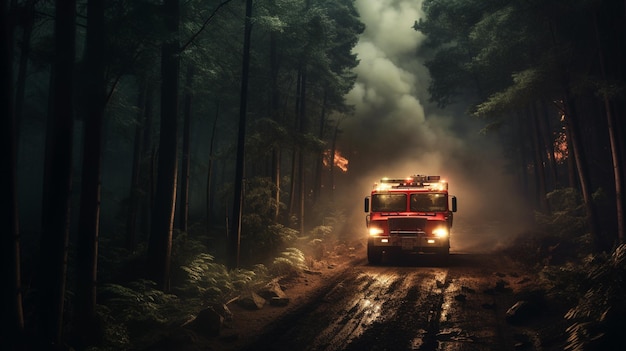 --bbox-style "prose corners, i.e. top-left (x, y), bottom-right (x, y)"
top-left (339, 0), bottom-right (530, 252)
